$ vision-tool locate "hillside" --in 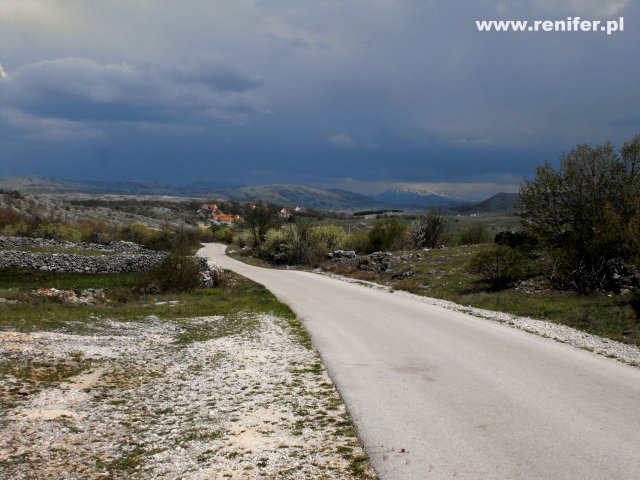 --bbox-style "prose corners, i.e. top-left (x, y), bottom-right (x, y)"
top-left (452, 192), bottom-right (520, 214)
top-left (374, 187), bottom-right (465, 208)
top-left (0, 177), bottom-right (382, 211)
top-left (1, 176), bottom-right (519, 213)
top-left (0, 176), bottom-right (236, 196)
top-left (220, 184), bottom-right (381, 210)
